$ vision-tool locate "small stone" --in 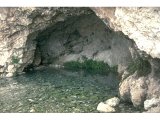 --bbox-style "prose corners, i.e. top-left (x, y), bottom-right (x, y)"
top-left (97, 102), bottom-right (116, 113)
top-left (7, 65), bottom-right (15, 73)
top-left (30, 108), bottom-right (35, 112)
top-left (28, 99), bottom-right (34, 102)
top-left (144, 98), bottom-right (160, 110)
top-left (145, 105), bottom-right (160, 113)
top-left (6, 73), bottom-right (13, 77)
top-left (105, 97), bottom-right (120, 107)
